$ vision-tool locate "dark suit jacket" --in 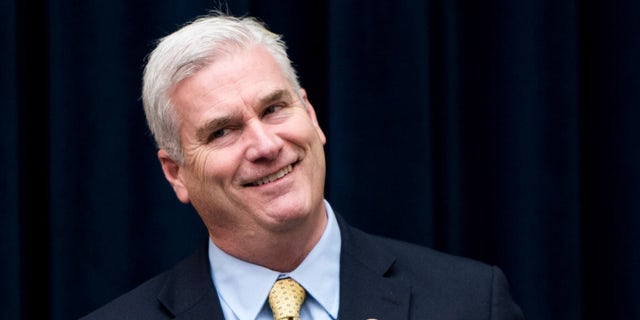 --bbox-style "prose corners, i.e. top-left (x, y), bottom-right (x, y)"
top-left (80, 214), bottom-right (525, 319)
